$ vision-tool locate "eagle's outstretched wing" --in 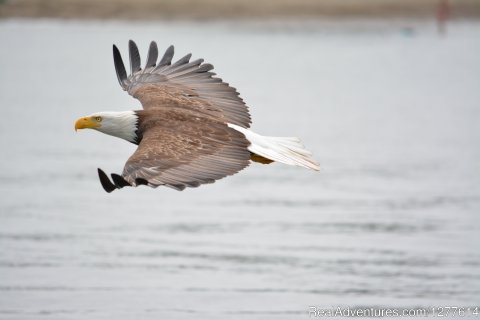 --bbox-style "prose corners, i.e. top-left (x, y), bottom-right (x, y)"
top-left (122, 109), bottom-right (250, 190)
top-left (113, 40), bottom-right (251, 128)
top-left (98, 41), bottom-right (253, 192)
